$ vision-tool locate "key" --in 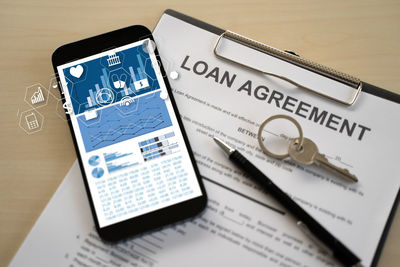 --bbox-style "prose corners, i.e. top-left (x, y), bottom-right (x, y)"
top-left (288, 137), bottom-right (358, 183)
